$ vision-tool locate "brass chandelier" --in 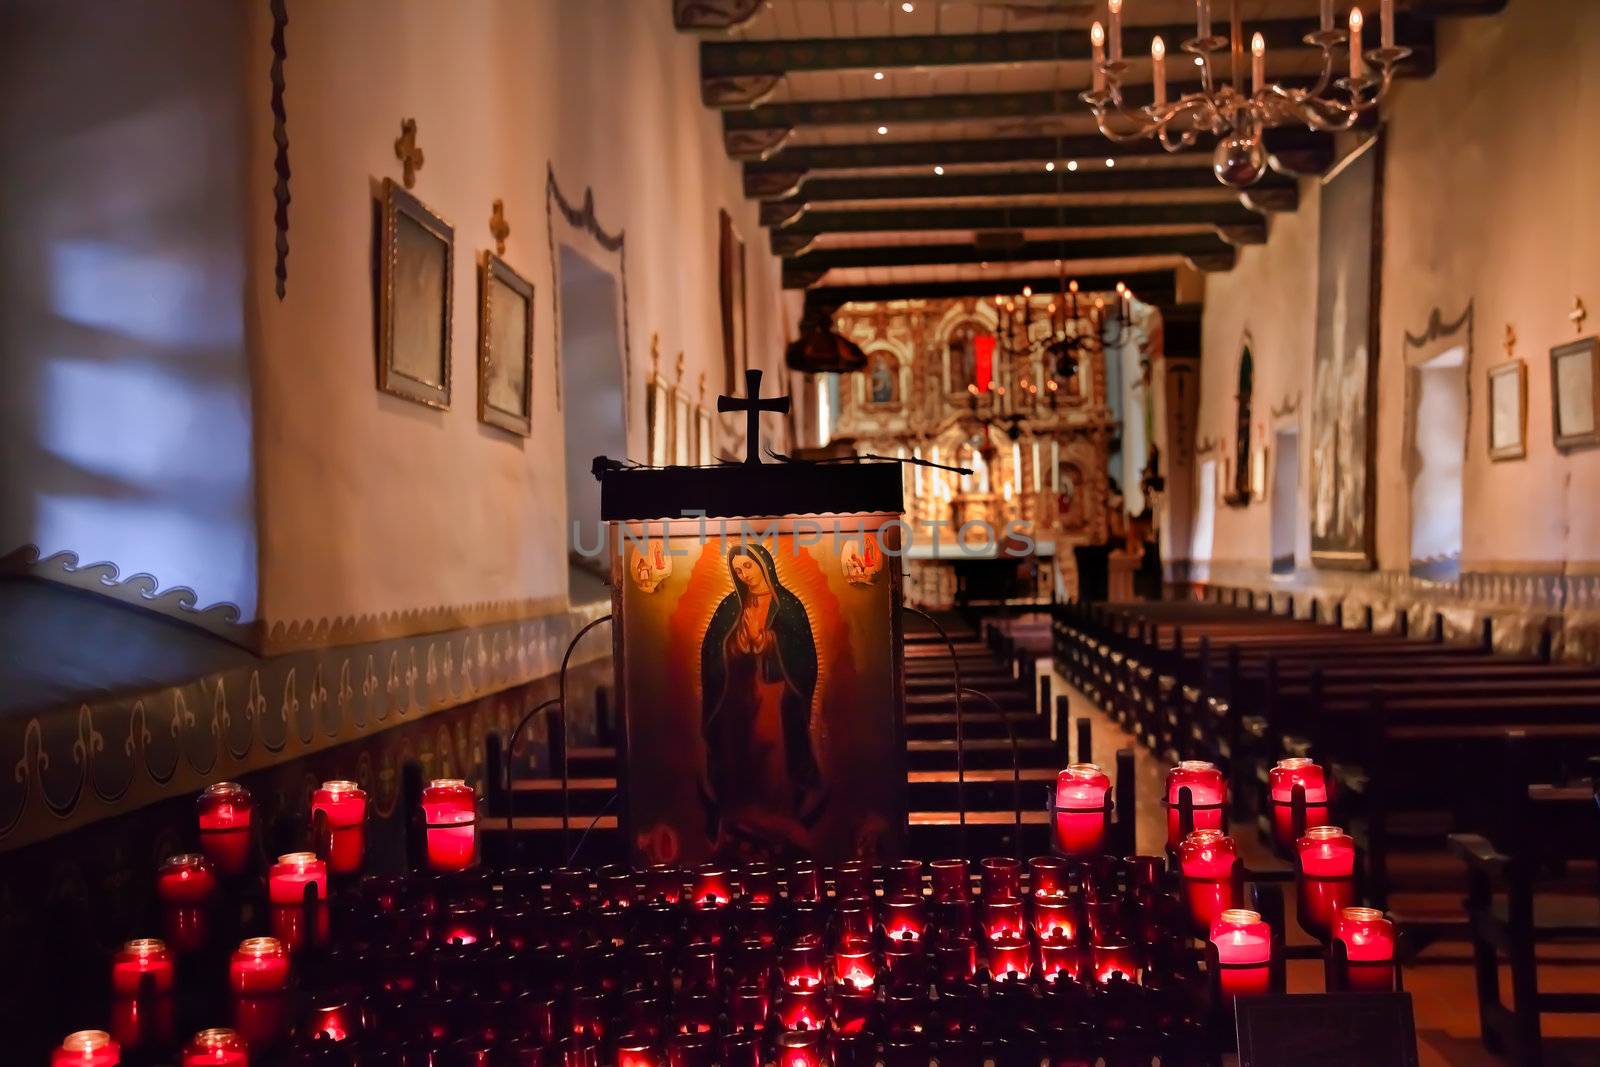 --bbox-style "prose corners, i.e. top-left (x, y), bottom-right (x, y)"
top-left (1080, 0), bottom-right (1410, 187)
